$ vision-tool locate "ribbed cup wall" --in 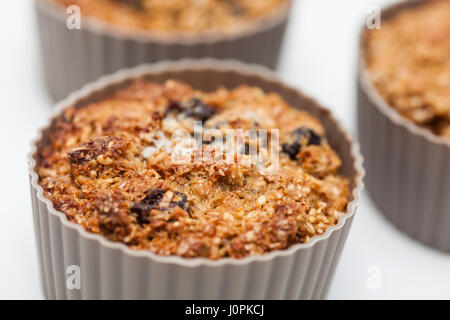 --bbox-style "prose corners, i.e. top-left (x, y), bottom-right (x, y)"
top-left (30, 187), bottom-right (356, 299)
top-left (358, 80), bottom-right (450, 252)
